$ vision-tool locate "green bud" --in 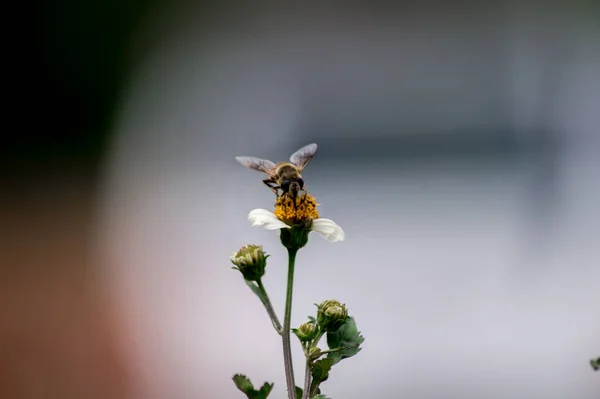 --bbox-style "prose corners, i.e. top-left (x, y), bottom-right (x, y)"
top-left (230, 244), bottom-right (268, 281)
top-left (280, 218), bottom-right (312, 250)
top-left (316, 299), bottom-right (348, 332)
top-left (292, 322), bottom-right (319, 342)
top-left (591, 357), bottom-right (600, 371)
top-left (308, 346), bottom-right (322, 361)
